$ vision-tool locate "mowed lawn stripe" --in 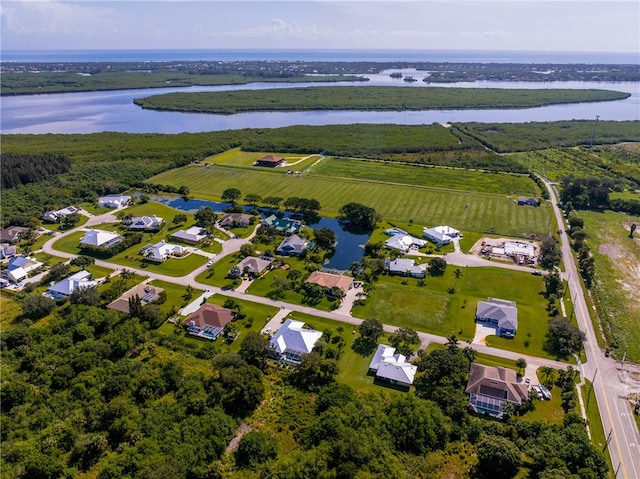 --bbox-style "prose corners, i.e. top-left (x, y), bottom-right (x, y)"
top-left (149, 165), bottom-right (552, 236)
